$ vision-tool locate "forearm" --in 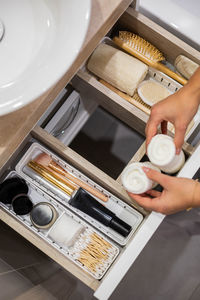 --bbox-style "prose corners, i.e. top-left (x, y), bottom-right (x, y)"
top-left (192, 181), bottom-right (200, 208)
top-left (179, 67), bottom-right (200, 106)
